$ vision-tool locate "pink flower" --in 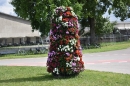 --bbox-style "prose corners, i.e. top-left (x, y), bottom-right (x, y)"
top-left (66, 31), bottom-right (69, 34)
top-left (72, 62), bottom-right (76, 67)
top-left (66, 53), bottom-right (70, 56)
